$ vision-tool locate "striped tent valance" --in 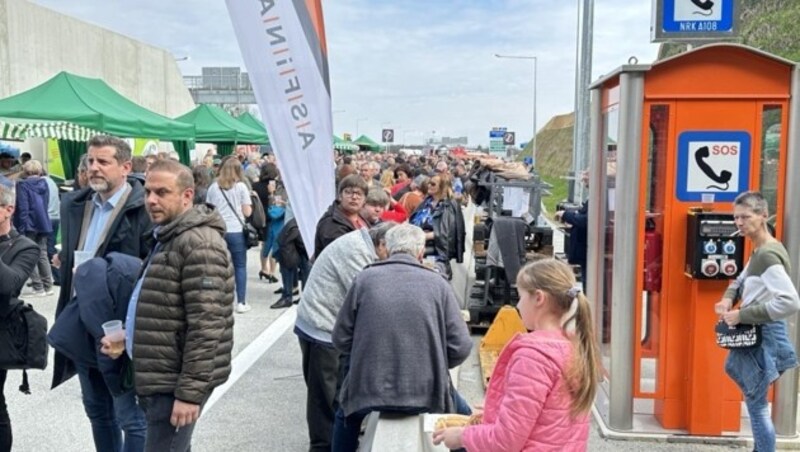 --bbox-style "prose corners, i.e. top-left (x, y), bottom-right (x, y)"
top-left (0, 120), bottom-right (100, 141)
top-left (333, 141), bottom-right (359, 152)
